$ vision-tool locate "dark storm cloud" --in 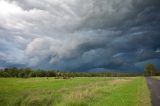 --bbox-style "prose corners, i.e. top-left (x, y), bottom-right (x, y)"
top-left (0, 0), bottom-right (160, 72)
